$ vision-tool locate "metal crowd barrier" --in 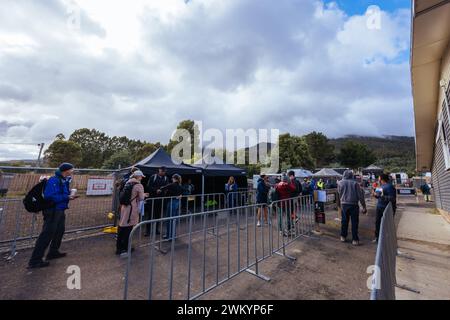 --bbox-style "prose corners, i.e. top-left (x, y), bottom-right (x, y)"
top-left (0, 197), bottom-right (114, 259)
top-left (370, 203), bottom-right (397, 300)
top-left (123, 195), bottom-right (315, 300)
